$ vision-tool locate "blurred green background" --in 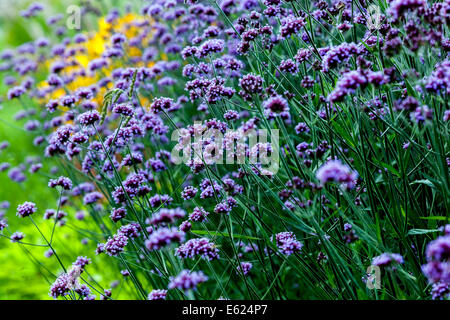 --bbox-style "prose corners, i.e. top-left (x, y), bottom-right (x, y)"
top-left (0, 0), bottom-right (137, 299)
